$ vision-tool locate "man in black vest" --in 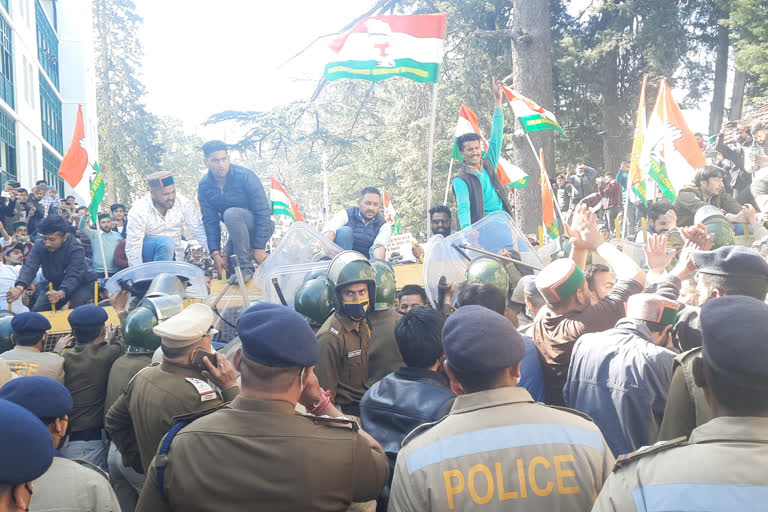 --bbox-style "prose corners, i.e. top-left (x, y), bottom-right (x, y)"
top-left (324, 187), bottom-right (391, 259)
